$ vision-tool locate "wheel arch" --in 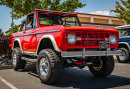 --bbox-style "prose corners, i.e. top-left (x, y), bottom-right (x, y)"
top-left (13, 38), bottom-right (23, 53)
top-left (36, 35), bottom-right (61, 55)
top-left (118, 42), bottom-right (130, 51)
